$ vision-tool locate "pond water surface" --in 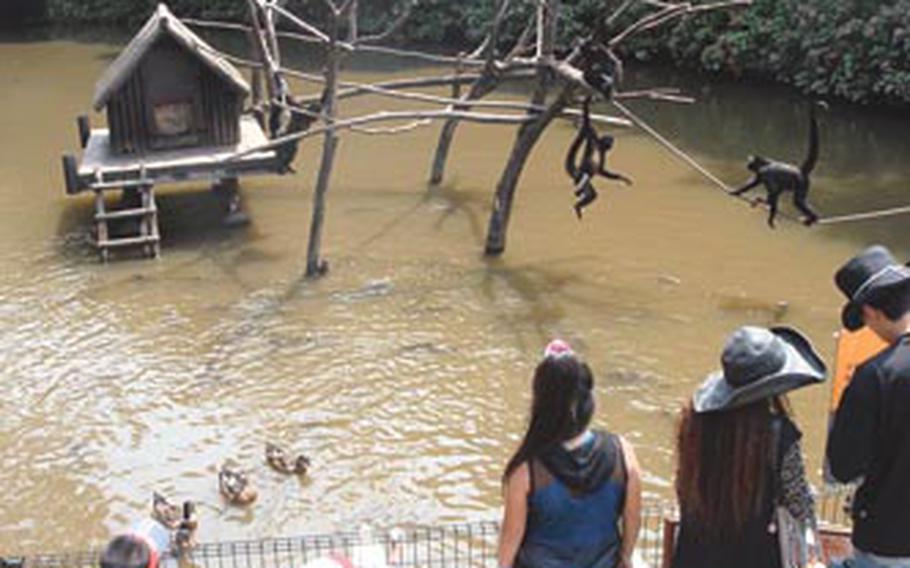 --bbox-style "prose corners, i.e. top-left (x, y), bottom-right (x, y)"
top-left (1, 28), bottom-right (909, 553)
